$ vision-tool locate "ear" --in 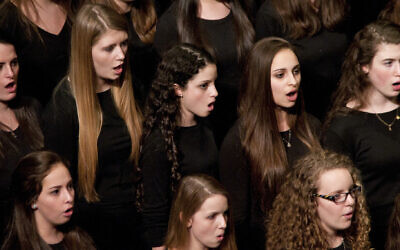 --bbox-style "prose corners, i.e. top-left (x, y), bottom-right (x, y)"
top-left (173, 83), bottom-right (183, 97)
top-left (361, 64), bottom-right (369, 74)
